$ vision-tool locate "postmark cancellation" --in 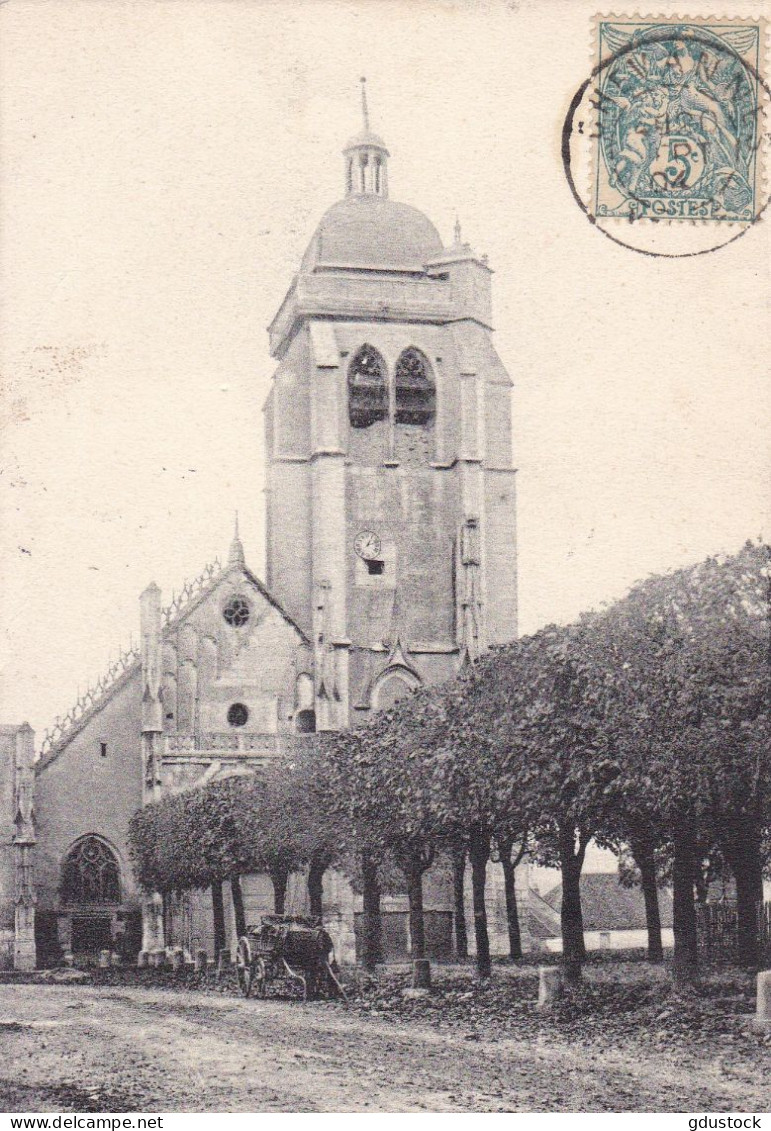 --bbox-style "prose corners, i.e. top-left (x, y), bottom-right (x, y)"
top-left (566, 15), bottom-right (770, 254)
